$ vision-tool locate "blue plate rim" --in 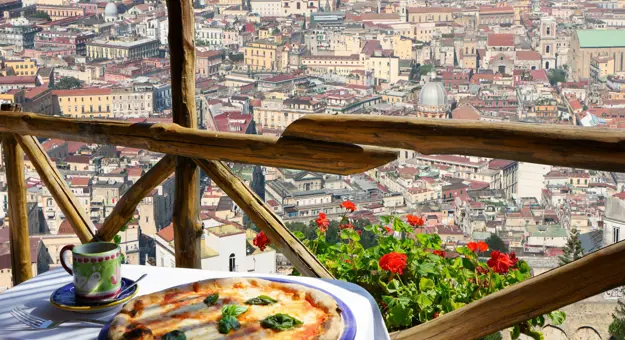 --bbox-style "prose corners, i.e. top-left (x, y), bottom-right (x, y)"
top-left (97, 276), bottom-right (357, 340)
top-left (51, 277), bottom-right (138, 310)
